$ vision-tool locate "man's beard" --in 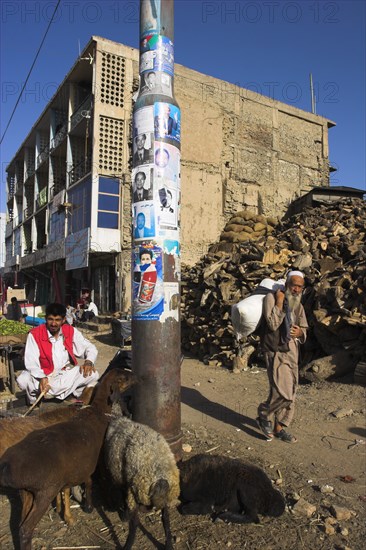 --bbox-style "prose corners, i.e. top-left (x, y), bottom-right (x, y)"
top-left (285, 289), bottom-right (302, 311)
